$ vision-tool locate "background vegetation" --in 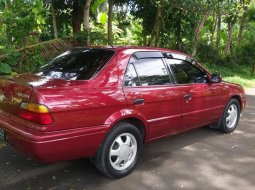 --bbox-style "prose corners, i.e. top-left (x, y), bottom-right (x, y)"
top-left (0, 0), bottom-right (255, 87)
